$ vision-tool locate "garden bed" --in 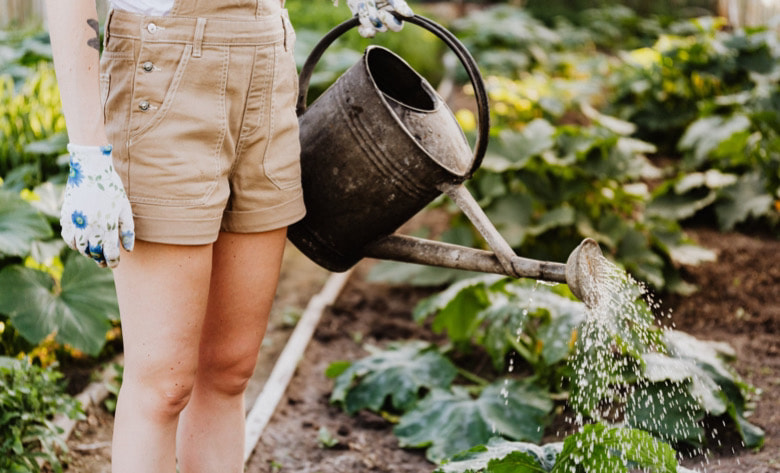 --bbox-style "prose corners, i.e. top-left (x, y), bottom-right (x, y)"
top-left (58, 227), bottom-right (778, 472)
top-left (244, 227), bottom-right (778, 473)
